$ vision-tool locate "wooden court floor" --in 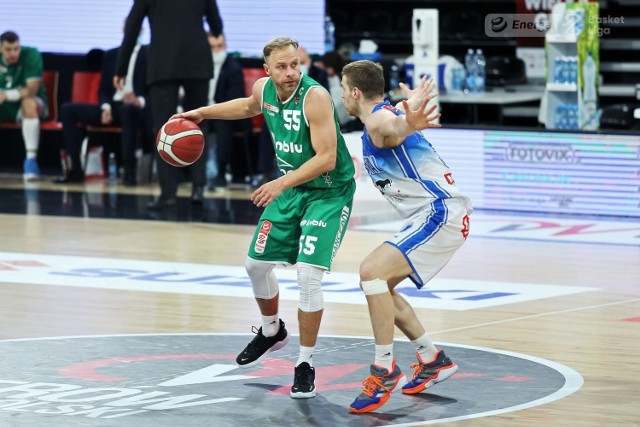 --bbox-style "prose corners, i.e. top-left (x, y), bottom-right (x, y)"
top-left (0, 176), bottom-right (639, 426)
